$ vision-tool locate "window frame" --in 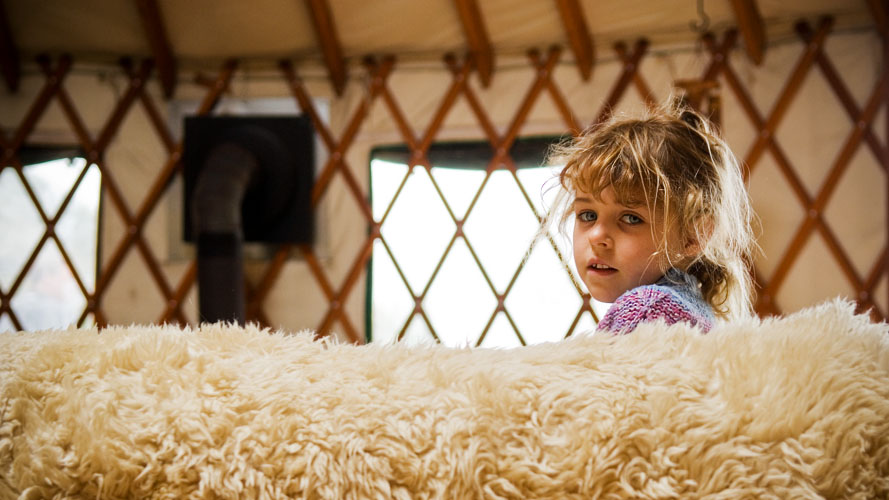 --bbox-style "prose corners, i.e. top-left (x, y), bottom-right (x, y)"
top-left (366, 136), bottom-right (591, 345)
